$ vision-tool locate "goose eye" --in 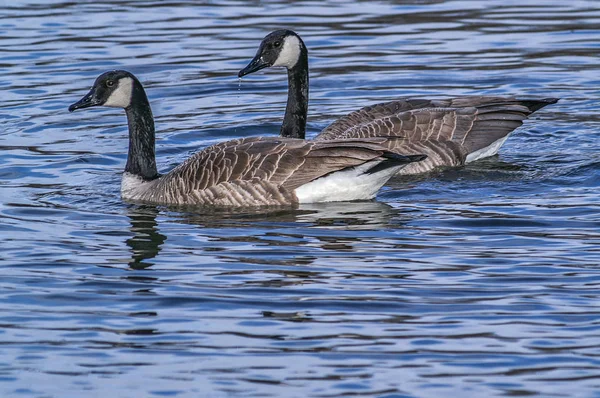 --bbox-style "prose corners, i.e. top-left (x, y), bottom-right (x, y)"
top-left (273, 41), bottom-right (281, 47)
top-left (106, 80), bottom-right (115, 87)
